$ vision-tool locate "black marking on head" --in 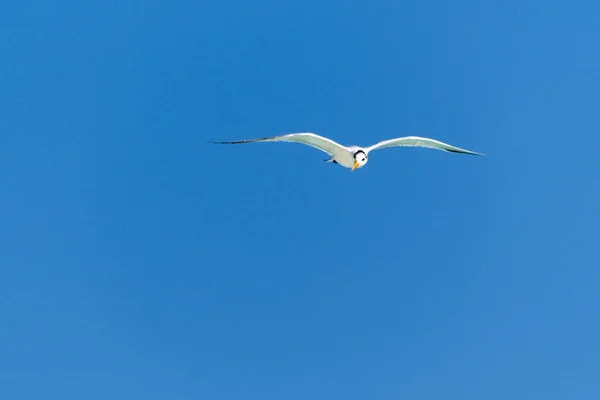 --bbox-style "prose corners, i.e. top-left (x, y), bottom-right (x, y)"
top-left (354, 150), bottom-right (367, 160)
